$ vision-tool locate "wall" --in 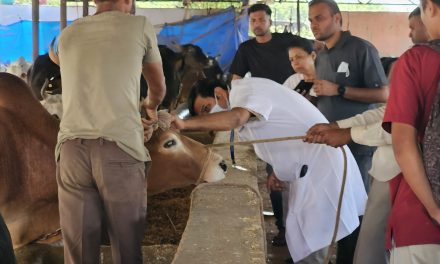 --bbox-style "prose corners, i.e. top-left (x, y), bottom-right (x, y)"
top-left (341, 11), bottom-right (412, 57)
